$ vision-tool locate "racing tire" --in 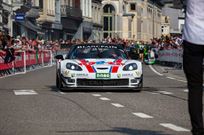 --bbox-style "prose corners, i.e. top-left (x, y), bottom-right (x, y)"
top-left (137, 81), bottom-right (143, 92)
top-left (133, 76), bottom-right (143, 92)
top-left (56, 74), bottom-right (63, 91)
top-left (56, 74), bottom-right (59, 88)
